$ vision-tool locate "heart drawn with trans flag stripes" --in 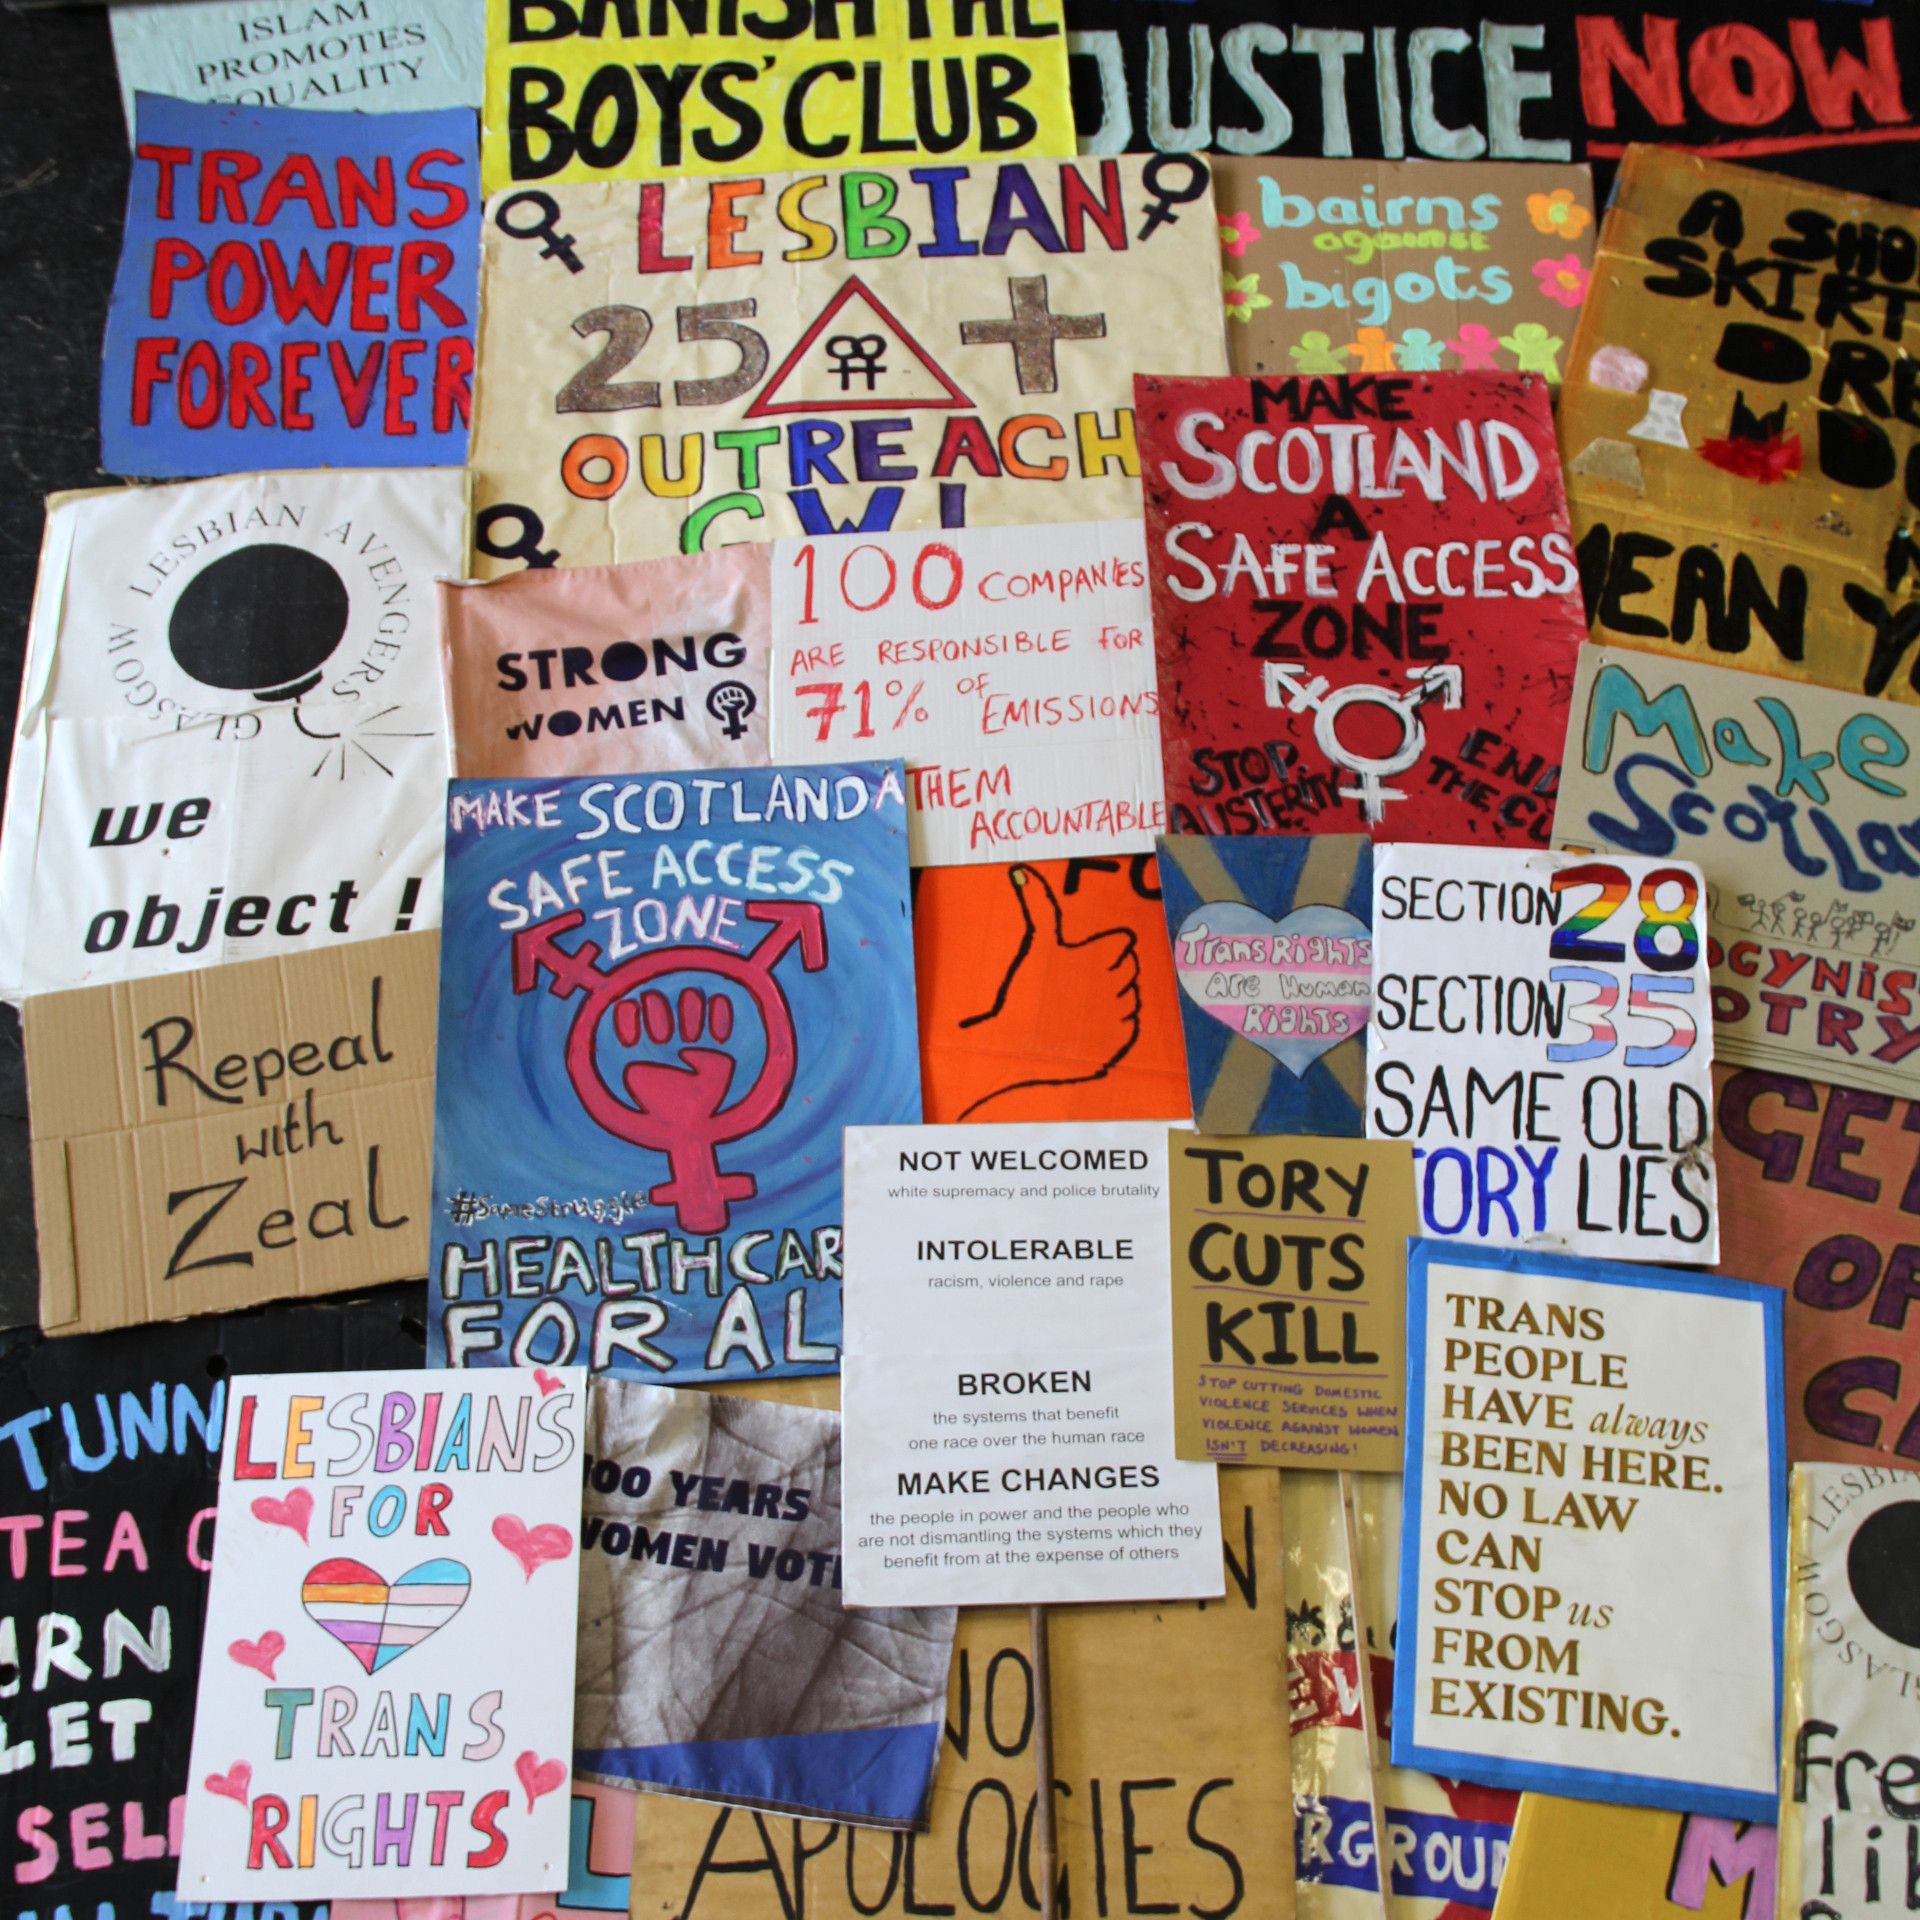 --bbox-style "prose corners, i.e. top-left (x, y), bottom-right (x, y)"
top-left (301, 1558), bottom-right (471, 1673)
